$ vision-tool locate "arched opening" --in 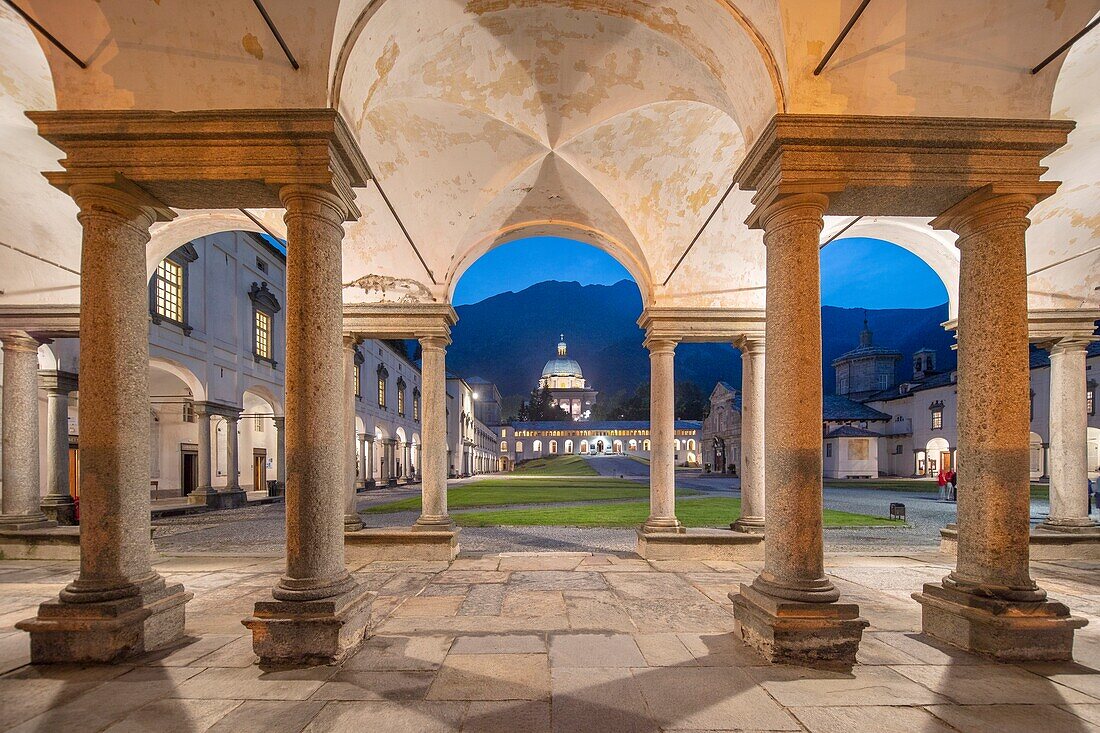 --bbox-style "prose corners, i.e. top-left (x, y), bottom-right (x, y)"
top-left (926, 438), bottom-right (951, 478)
top-left (564, 440), bottom-right (574, 454)
top-left (242, 388), bottom-right (280, 492)
top-left (1087, 427), bottom-right (1100, 475)
top-left (549, 440), bottom-right (558, 454)
top-left (1029, 431), bottom-right (1046, 479)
